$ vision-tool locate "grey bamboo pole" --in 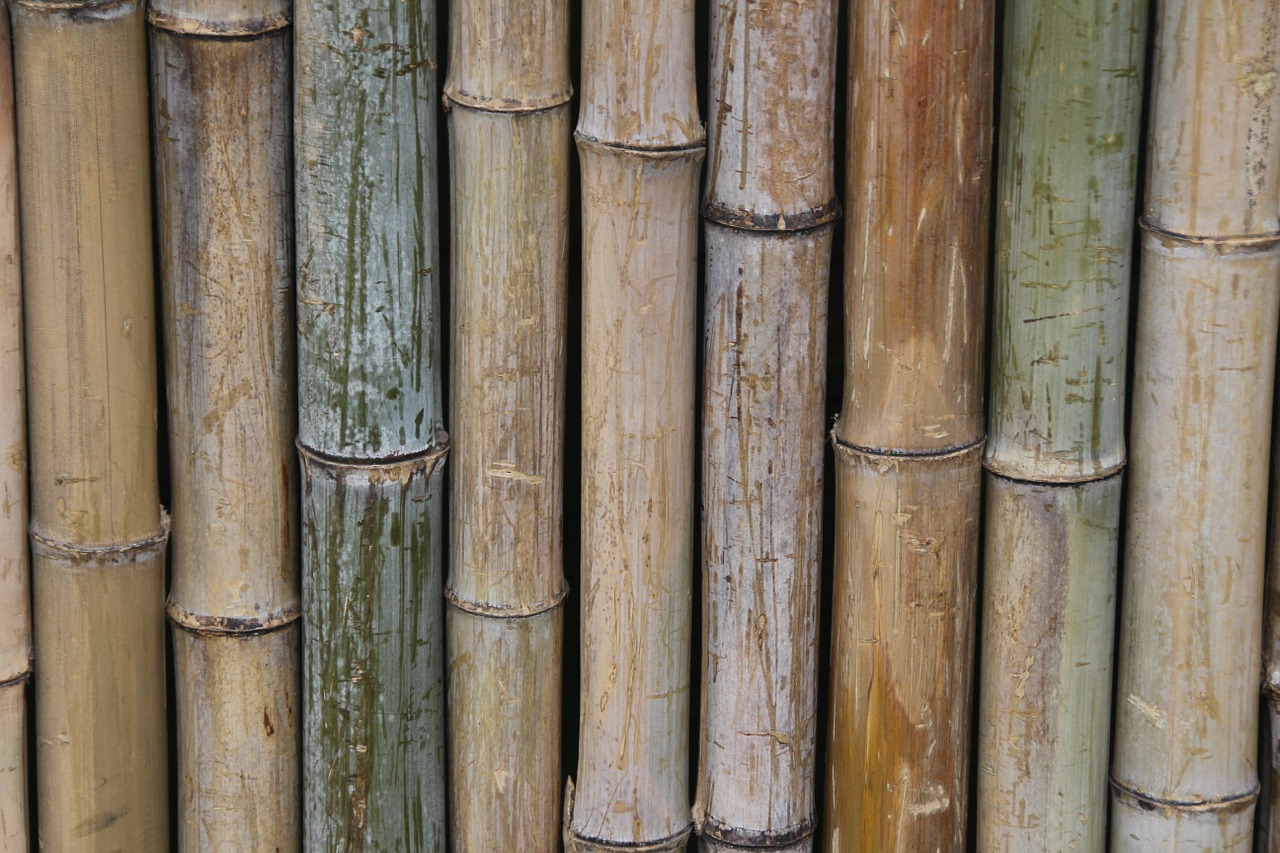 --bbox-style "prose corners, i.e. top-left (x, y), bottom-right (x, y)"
top-left (149, 0), bottom-right (299, 847)
top-left (565, 1), bottom-right (704, 850)
top-left (1268, 429), bottom-right (1280, 852)
top-left (695, 1), bottom-right (836, 851)
top-left (0, 8), bottom-right (25, 848)
top-left (1111, 2), bottom-right (1280, 848)
top-left (13, 1), bottom-right (169, 848)
top-left (444, 1), bottom-right (570, 849)
top-left (975, 0), bottom-right (1146, 849)
top-left (824, 1), bottom-right (993, 850)
top-left (295, 0), bottom-right (448, 847)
